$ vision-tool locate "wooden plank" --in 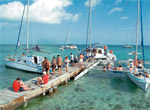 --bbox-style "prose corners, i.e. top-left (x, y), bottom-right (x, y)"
top-left (0, 88), bottom-right (28, 96)
top-left (0, 99), bottom-right (8, 105)
top-left (0, 92), bottom-right (19, 99)
top-left (0, 95), bottom-right (15, 102)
